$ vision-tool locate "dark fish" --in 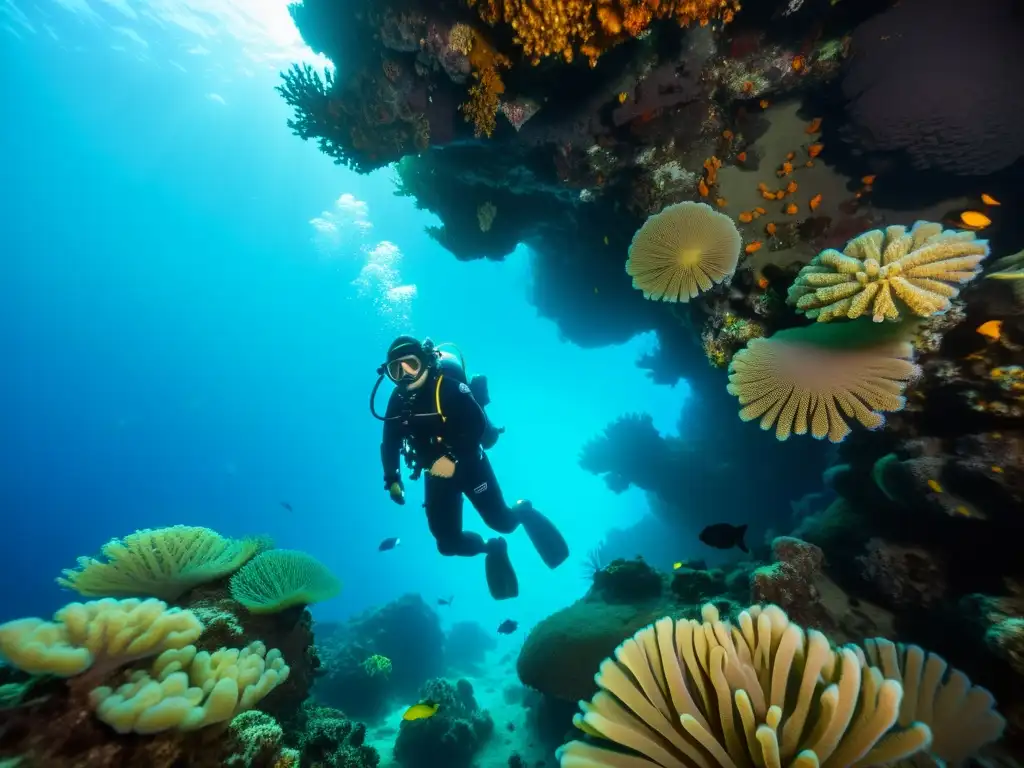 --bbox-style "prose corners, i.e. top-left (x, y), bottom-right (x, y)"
top-left (280, 501), bottom-right (292, 512)
top-left (378, 537), bottom-right (401, 552)
top-left (699, 523), bottom-right (748, 553)
top-left (437, 595), bottom-right (454, 606)
top-left (497, 619), bottom-right (518, 634)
